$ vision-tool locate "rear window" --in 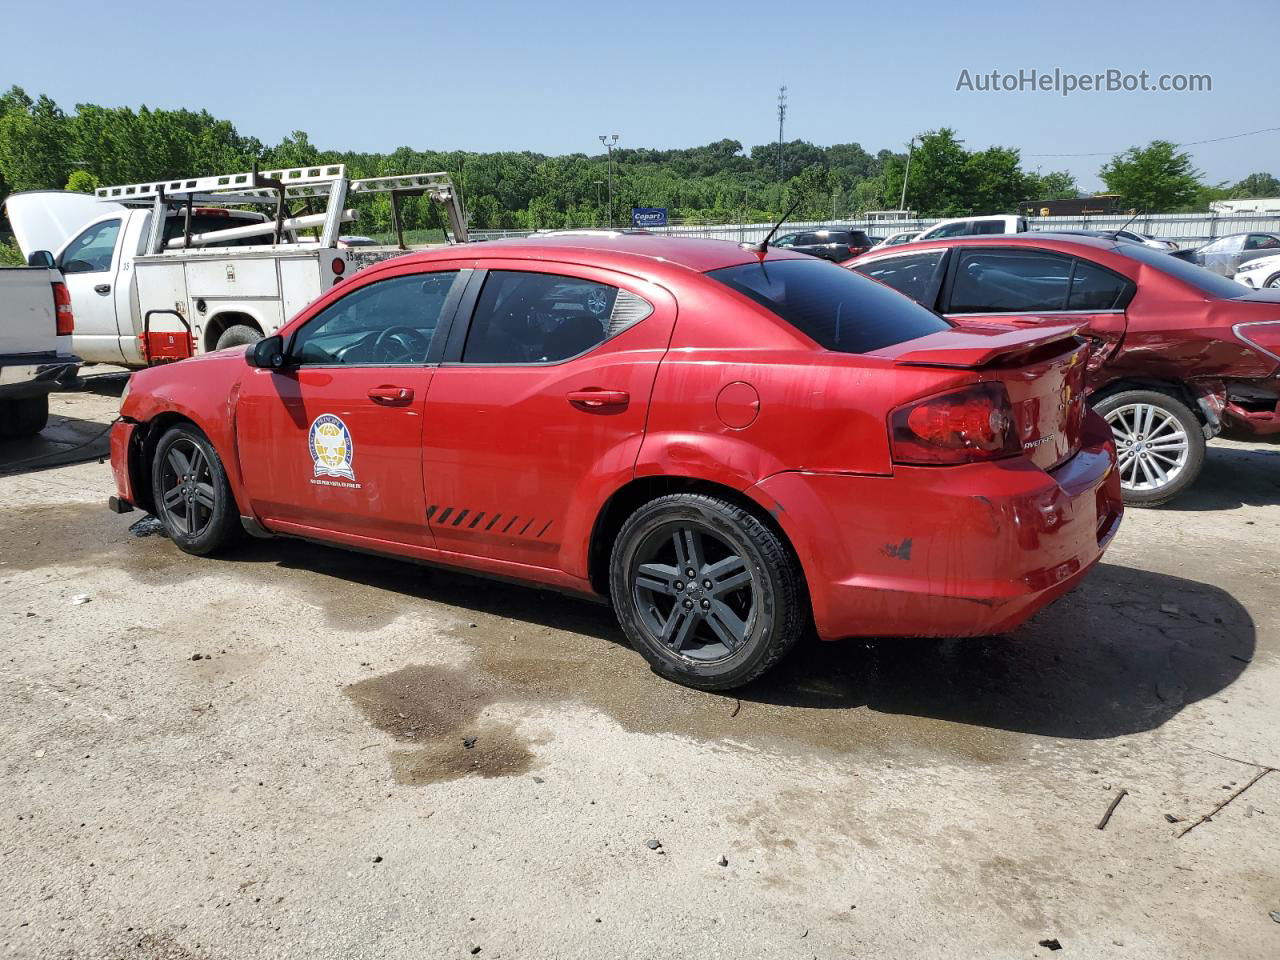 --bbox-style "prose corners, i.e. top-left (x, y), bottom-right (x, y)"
top-left (1113, 243), bottom-right (1250, 298)
top-left (709, 258), bottom-right (951, 353)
